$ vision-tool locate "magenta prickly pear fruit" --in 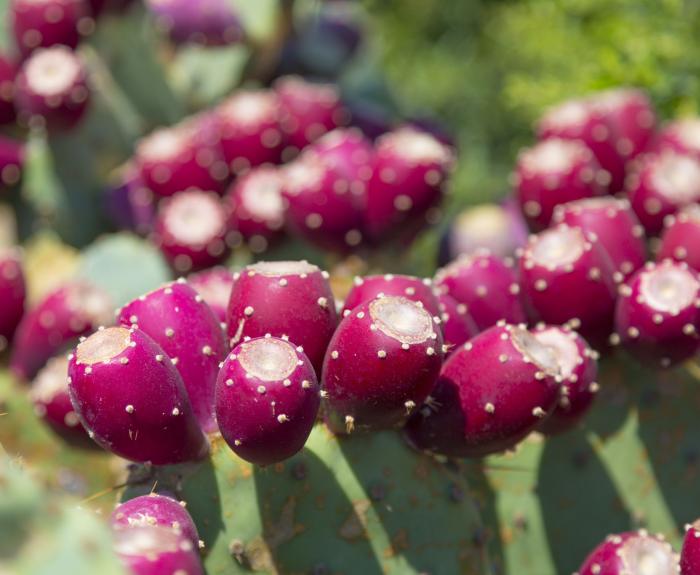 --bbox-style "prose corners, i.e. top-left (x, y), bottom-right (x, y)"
top-left (519, 224), bottom-right (617, 348)
top-left (682, 521), bottom-right (700, 575)
top-left (613, 260), bottom-right (700, 368)
top-left (434, 250), bottom-right (525, 332)
top-left (514, 138), bottom-right (606, 229)
top-left (0, 55), bottom-right (18, 126)
top-left (10, 281), bottom-right (112, 381)
top-left (187, 267), bottom-right (233, 325)
top-left (216, 90), bottom-right (284, 175)
top-left (405, 324), bottom-right (560, 458)
top-left (147, 0), bottom-right (243, 46)
top-left (224, 166), bottom-right (285, 254)
top-left (552, 196), bottom-right (647, 282)
top-left (322, 295), bottom-right (444, 433)
top-left (531, 324), bottom-right (599, 435)
top-left (341, 274), bottom-right (440, 317)
top-left (275, 75), bottom-right (349, 153)
top-left (15, 46), bottom-right (90, 131)
top-left (657, 204), bottom-right (700, 272)
top-left (226, 261), bottom-right (337, 374)
top-left (0, 247), bottom-right (25, 353)
top-left (366, 126), bottom-right (454, 242)
top-left (0, 136), bottom-right (25, 189)
top-left (153, 189), bottom-right (229, 273)
top-left (118, 280), bottom-right (227, 433)
top-left (578, 530), bottom-right (678, 575)
top-left (309, 127), bottom-right (374, 182)
top-left (437, 293), bottom-right (478, 355)
top-left (215, 336), bottom-right (320, 465)
top-left (656, 118), bottom-right (700, 160)
top-left (626, 150), bottom-right (700, 235)
top-left (68, 326), bottom-right (208, 464)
